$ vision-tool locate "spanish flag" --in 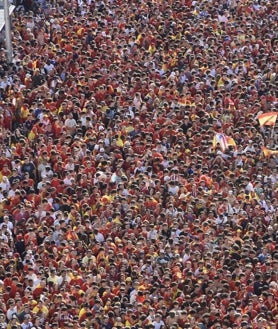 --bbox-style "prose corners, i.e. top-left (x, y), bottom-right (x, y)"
top-left (213, 133), bottom-right (237, 151)
top-left (262, 146), bottom-right (278, 157)
top-left (258, 112), bottom-right (277, 127)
